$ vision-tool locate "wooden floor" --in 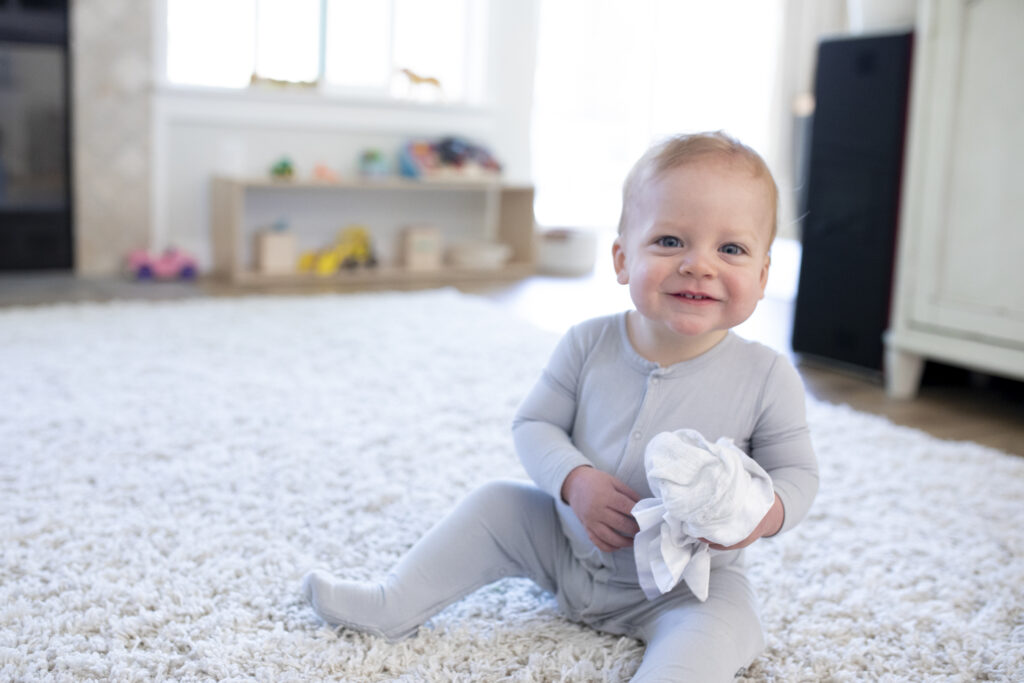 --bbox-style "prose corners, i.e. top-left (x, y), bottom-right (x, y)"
top-left (2, 238), bottom-right (1021, 457)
